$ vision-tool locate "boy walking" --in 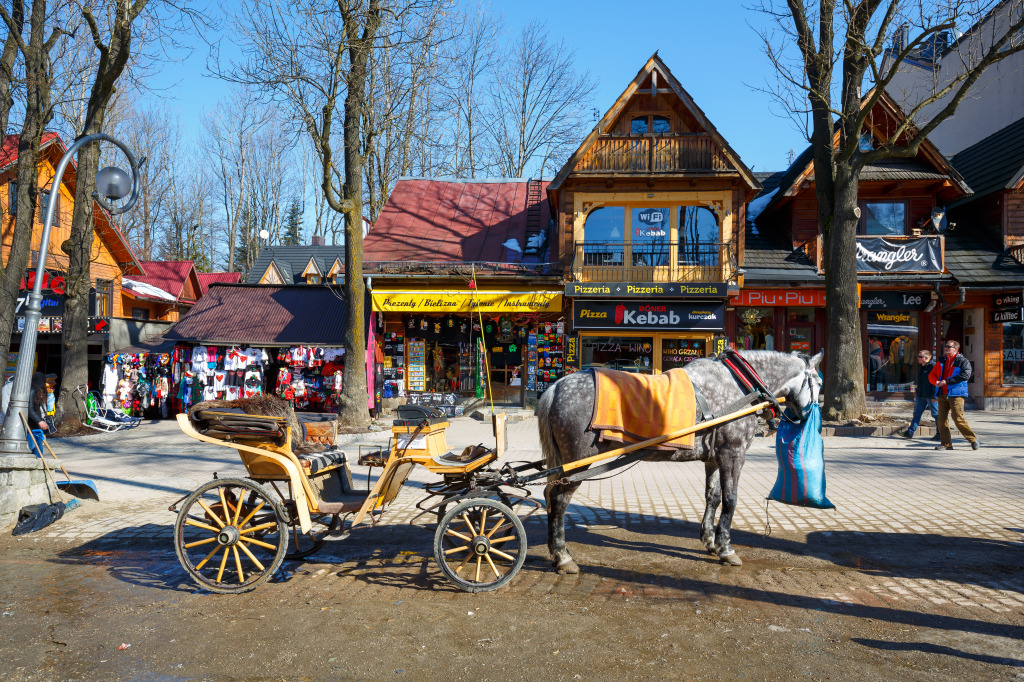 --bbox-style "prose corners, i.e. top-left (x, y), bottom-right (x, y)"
top-left (928, 340), bottom-right (979, 450)
top-left (901, 350), bottom-right (939, 440)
